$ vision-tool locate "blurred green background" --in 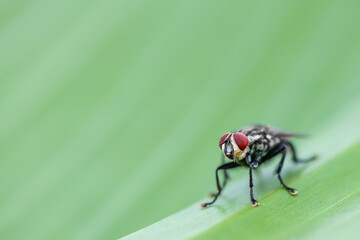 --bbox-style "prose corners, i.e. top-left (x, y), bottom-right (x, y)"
top-left (1, 0), bottom-right (360, 239)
